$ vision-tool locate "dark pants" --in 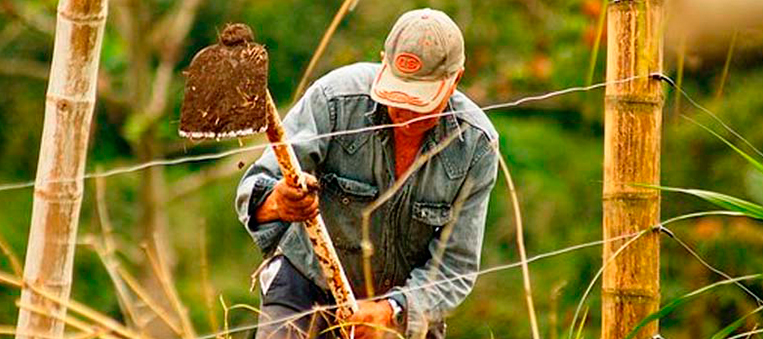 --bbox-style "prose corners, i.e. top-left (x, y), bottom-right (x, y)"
top-left (253, 256), bottom-right (446, 339)
top-left (253, 256), bottom-right (339, 339)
